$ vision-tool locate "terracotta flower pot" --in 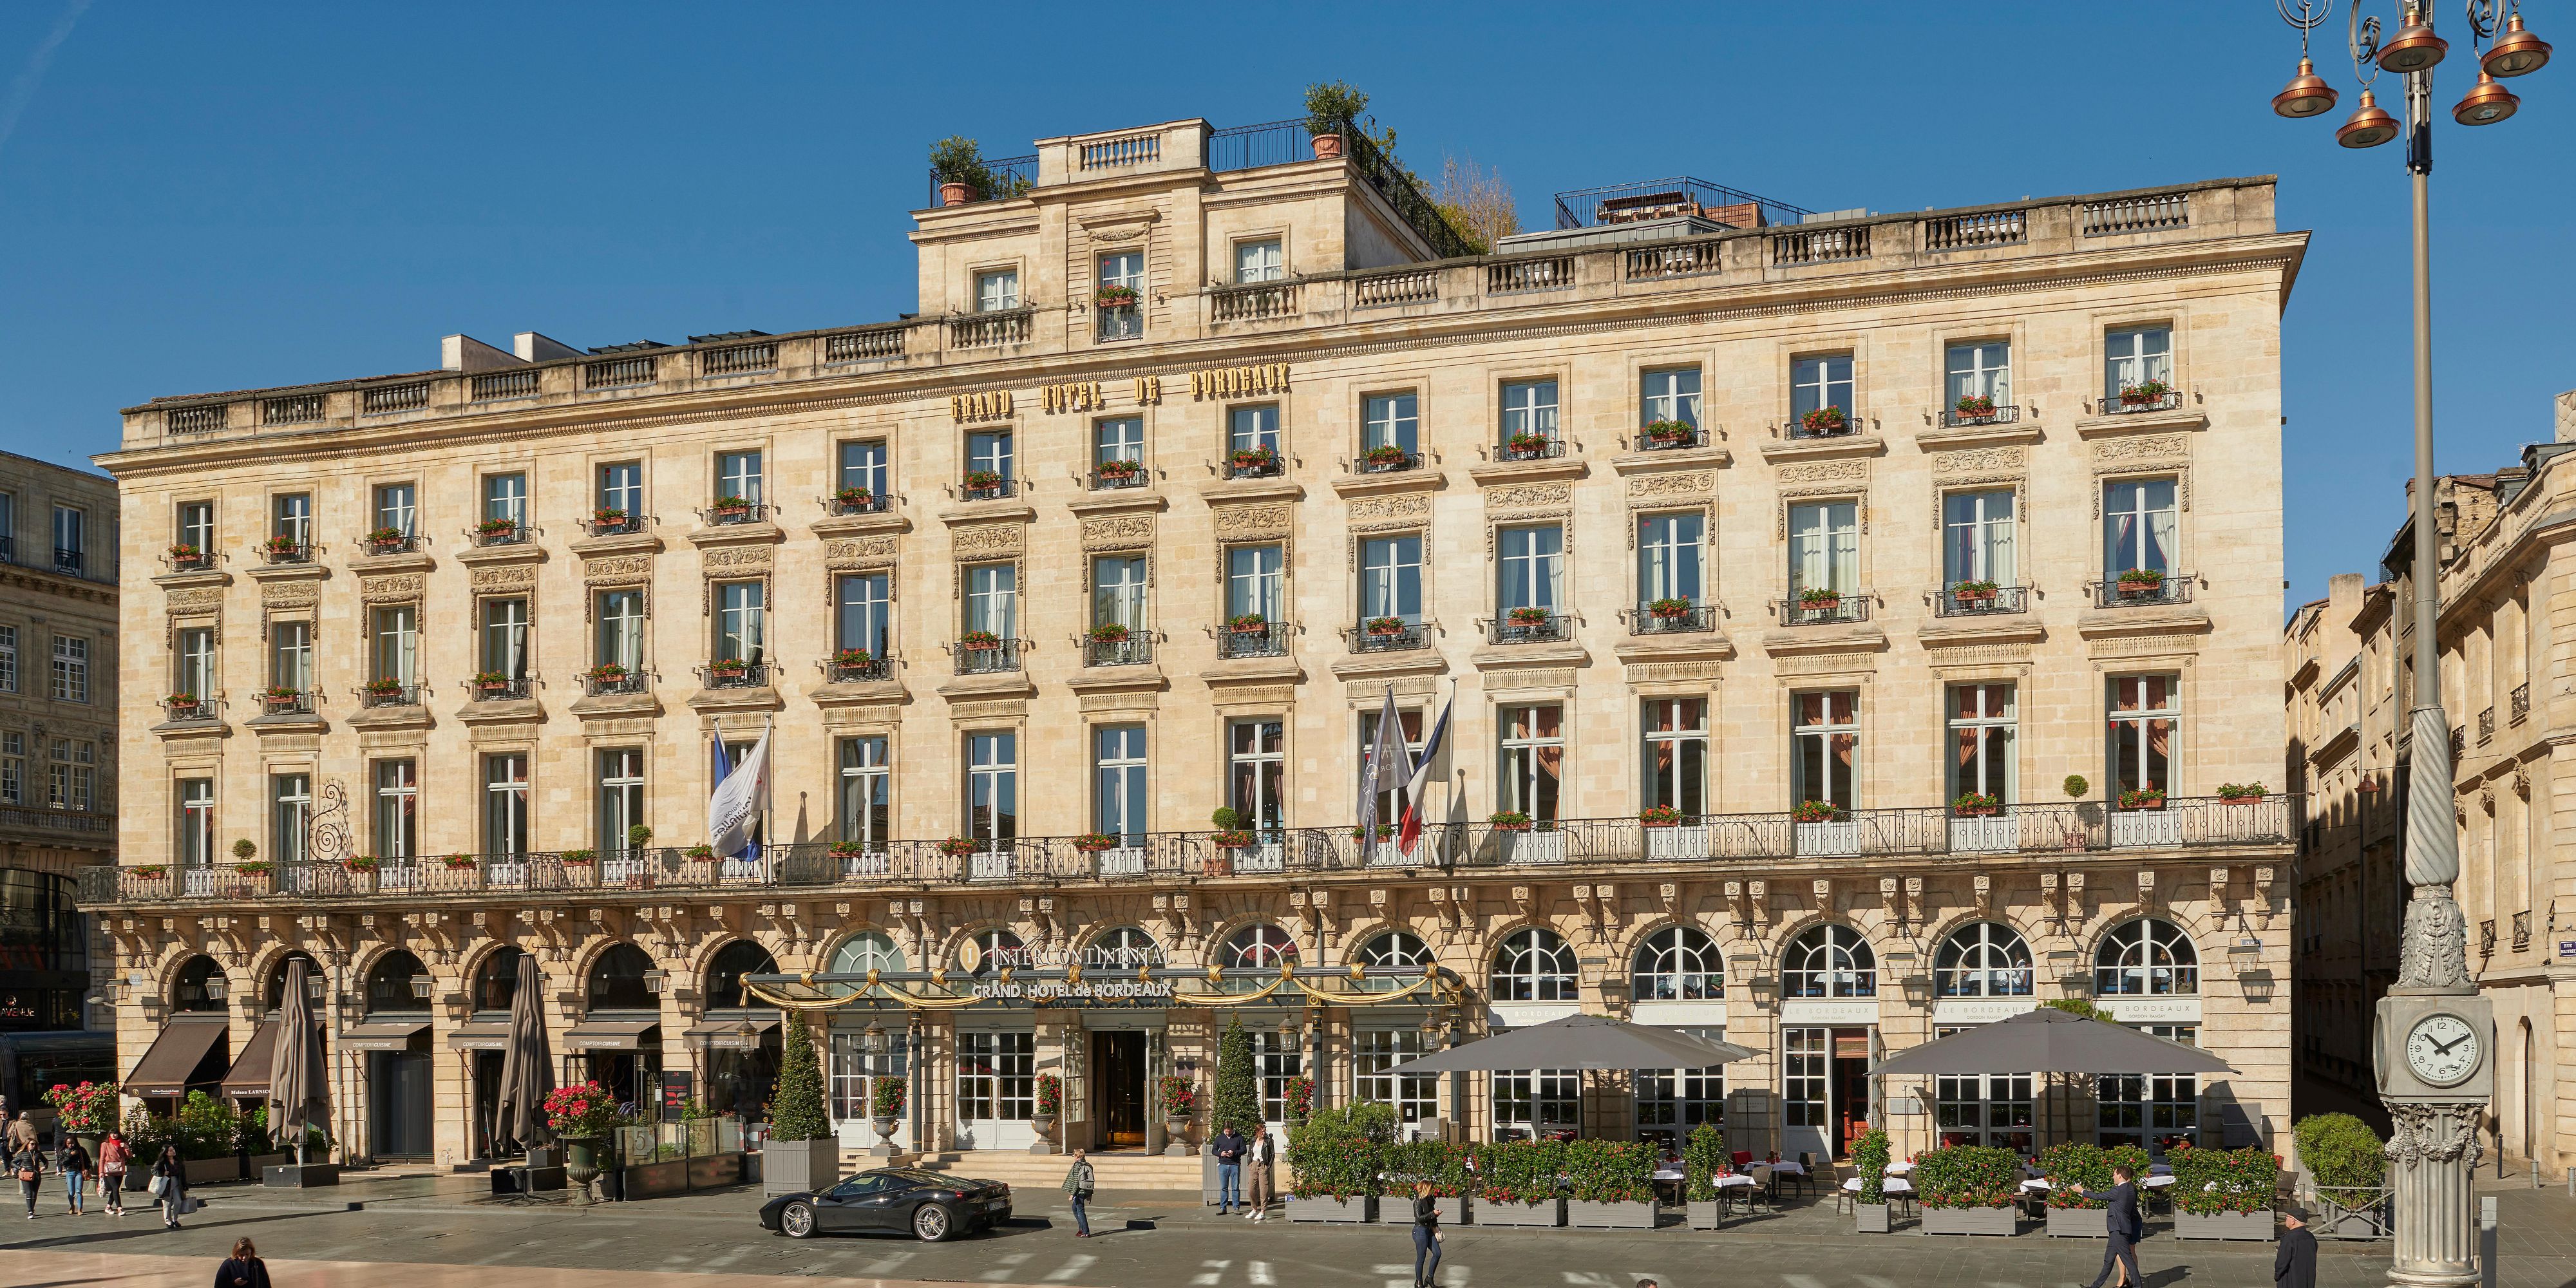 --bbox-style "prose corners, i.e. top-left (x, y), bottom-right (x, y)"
top-left (940, 181), bottom-right (971, 207)
top-left (1311, 134), bottom-right (1343, 159)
